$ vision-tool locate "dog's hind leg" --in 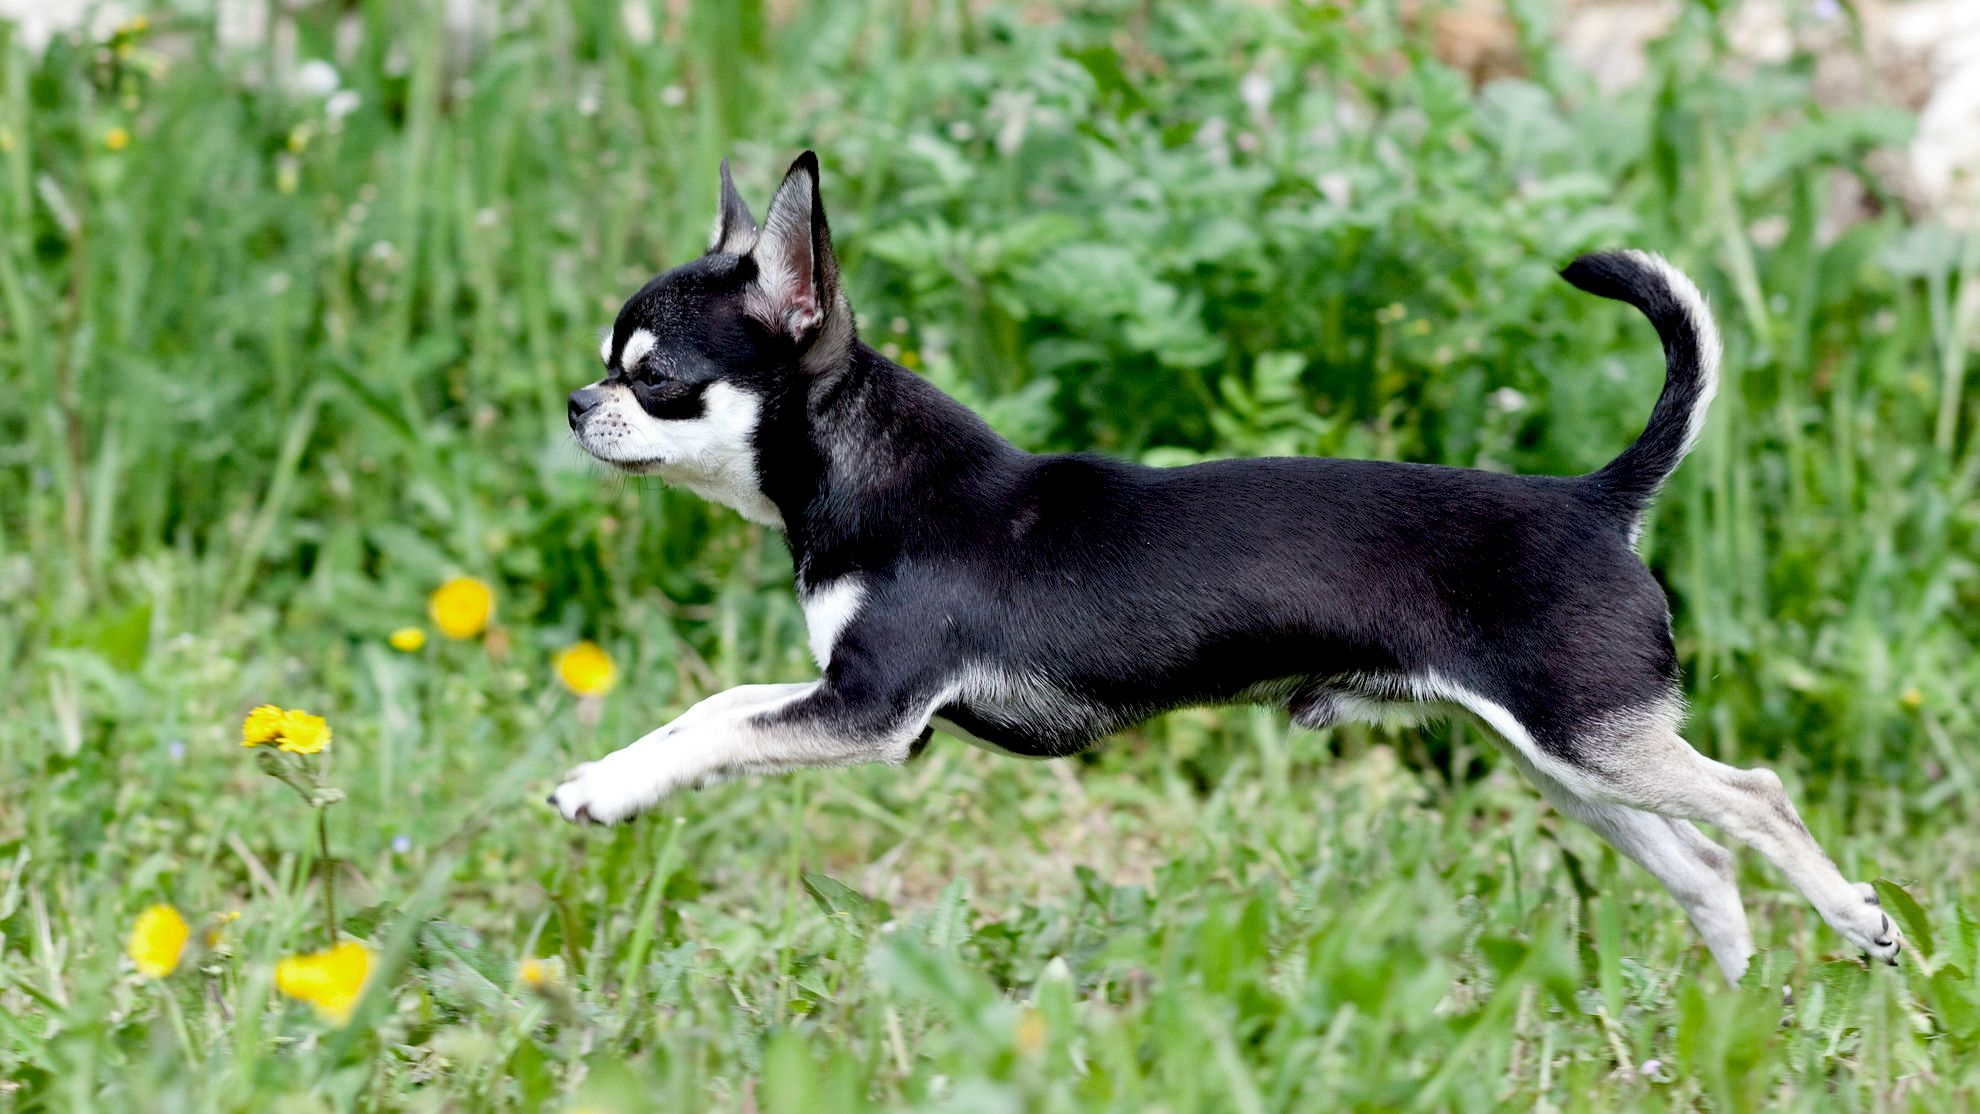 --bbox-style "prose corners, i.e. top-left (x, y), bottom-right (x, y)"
top-left (1512, 755), bottom-right (1754, 980)
top-left (1514, 715), bottom-right (1899, 967)
top-left (1582, 724), bottom-right (1898, 966)
top-left (1445, 684), bottom-right (1896, 969)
